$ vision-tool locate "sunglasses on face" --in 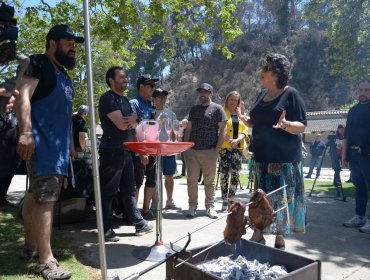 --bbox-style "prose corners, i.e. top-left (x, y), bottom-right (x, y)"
top-left (262, 65), bottom-right (274, 72)
top-left (145, 83), bottom-right (156, 88)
